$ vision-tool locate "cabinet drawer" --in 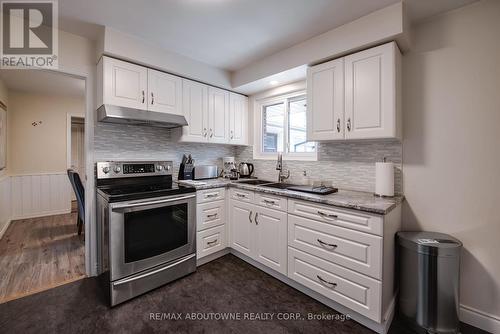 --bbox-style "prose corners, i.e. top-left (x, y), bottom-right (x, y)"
top-left (197, 188), bottom-right (225, 203)
top-left (230, 188), bottom-right (254, 202)
top-left (288, 199), bottom-right (383, 236)
top-left (197, 225), bottom-right (226, 259)
top-left (288, 247), bottom-right (381, 322)
top-left (197, 200), bottom-right (225, 231)
top-left (288, 215), bottom-right (382, 279)
top-left (255, 192), bottom-right (287, 212)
